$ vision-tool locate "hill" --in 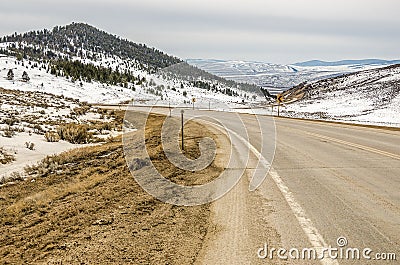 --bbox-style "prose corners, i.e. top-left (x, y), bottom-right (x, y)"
top-left (0, 22), bottom-right (181, 72)
top-left (282, 64), bottom-right (400, 126)
top-left (0, 23), bottom-right (262, 106)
